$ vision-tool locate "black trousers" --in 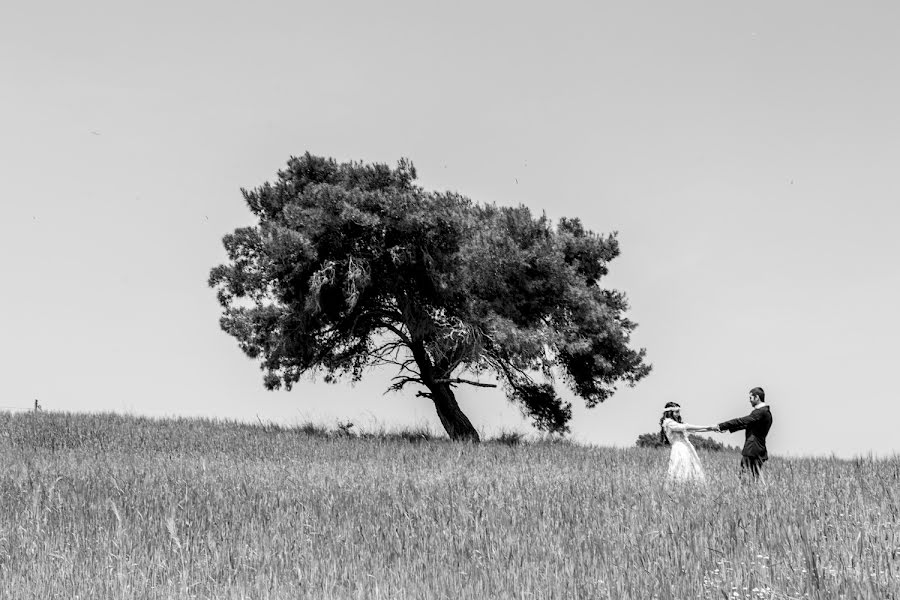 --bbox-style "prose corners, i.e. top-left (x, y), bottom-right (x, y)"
top-left (740, 455), bottom-right (764, 479)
